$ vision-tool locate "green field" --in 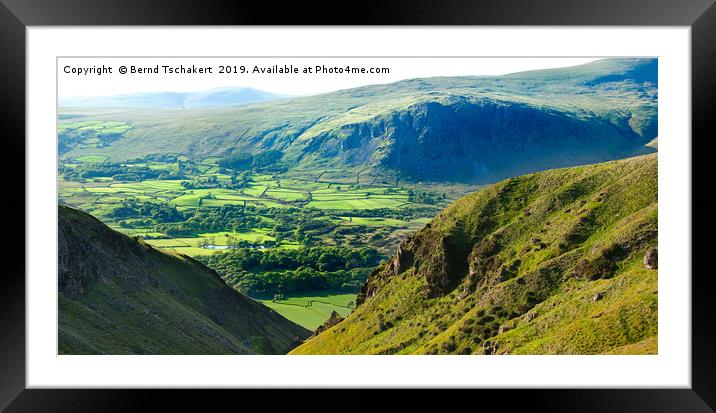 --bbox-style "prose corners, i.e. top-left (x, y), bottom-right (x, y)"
top-left (258, 291), bottom-right (357, 330)
top-left (339, 216), bottom-right (408, 227)
top-left (58, 157), bottom-right (453, 258)
top-left (75, 155), bottom-right (109, 163)
top-left (58, 120), bottom-right (132, 150)
top-left (58, 154), bottom-right (458, 330)
top-left (307, 198), bottom-right (407, 210)
top-left (58, 120), bottom-right (131, 134)
top-left (265, 188), bottom-right (308, 202)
